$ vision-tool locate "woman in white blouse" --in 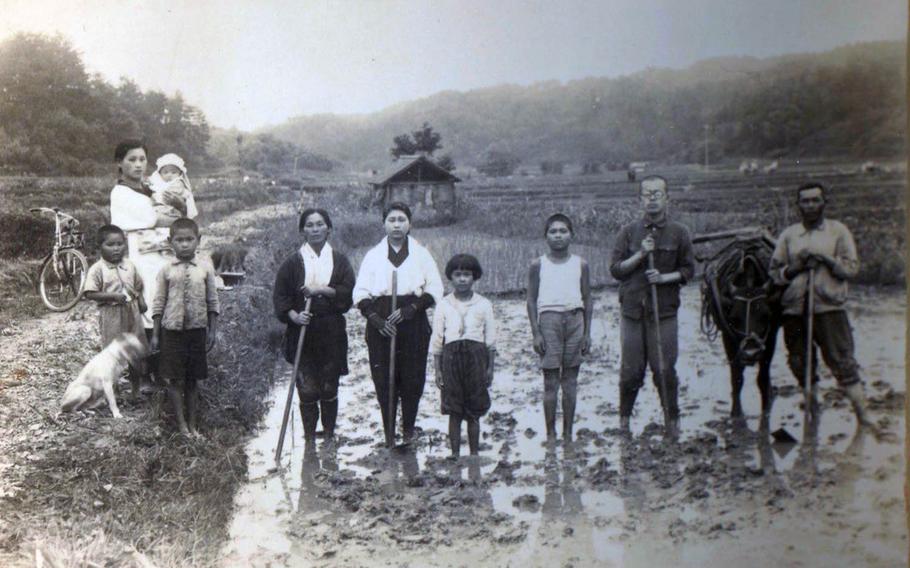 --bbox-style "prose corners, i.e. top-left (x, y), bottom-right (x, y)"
top-left (353, 202), bottom-right (443, 445)
top-left (109, 140), bottom-right (196, 330)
